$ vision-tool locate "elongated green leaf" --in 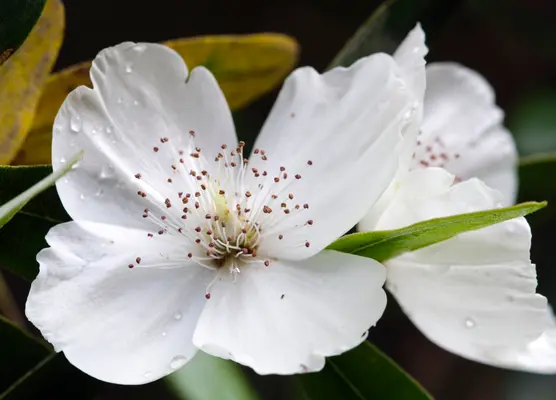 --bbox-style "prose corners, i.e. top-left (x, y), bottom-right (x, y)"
top-left (0, 0), bottom-right (46, 65)
top-left (329, 0), bottom-right (461, 68)
top-left (298, 341), bottom-right (431, 400)
top-left (0, 316), bottom-right (49, 394)
top-left (166, 352), bottom-right (260, 400)
top-left (0, 159), bottom-right (76, 280)
top-left (518, 153), bottom-right (556, 227)
top-left (0, 152), bottom-right (79, 228)
top-left (329, 201), bottom-right (546, 261)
